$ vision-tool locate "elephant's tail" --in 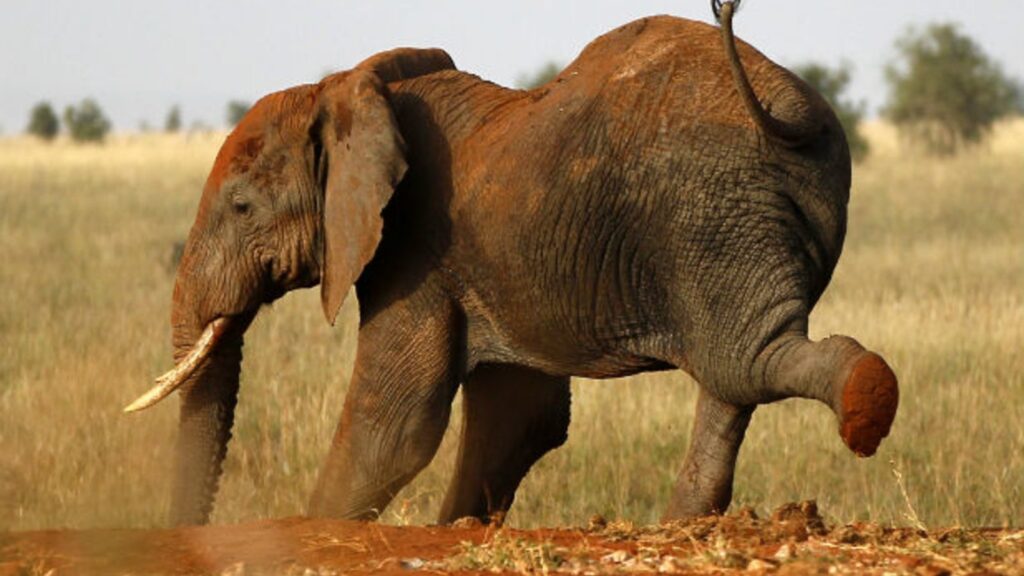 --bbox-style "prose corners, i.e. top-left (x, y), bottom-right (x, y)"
top-left (714, 0), bottom-right (821, 148)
